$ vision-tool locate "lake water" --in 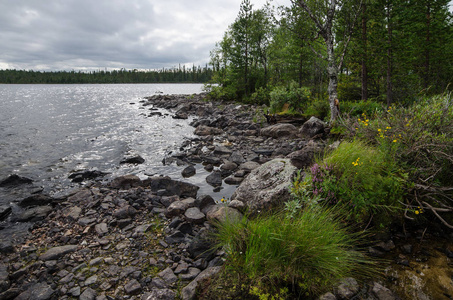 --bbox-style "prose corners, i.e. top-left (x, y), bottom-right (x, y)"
top-left (0, 83), bottom-right (230, 228)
